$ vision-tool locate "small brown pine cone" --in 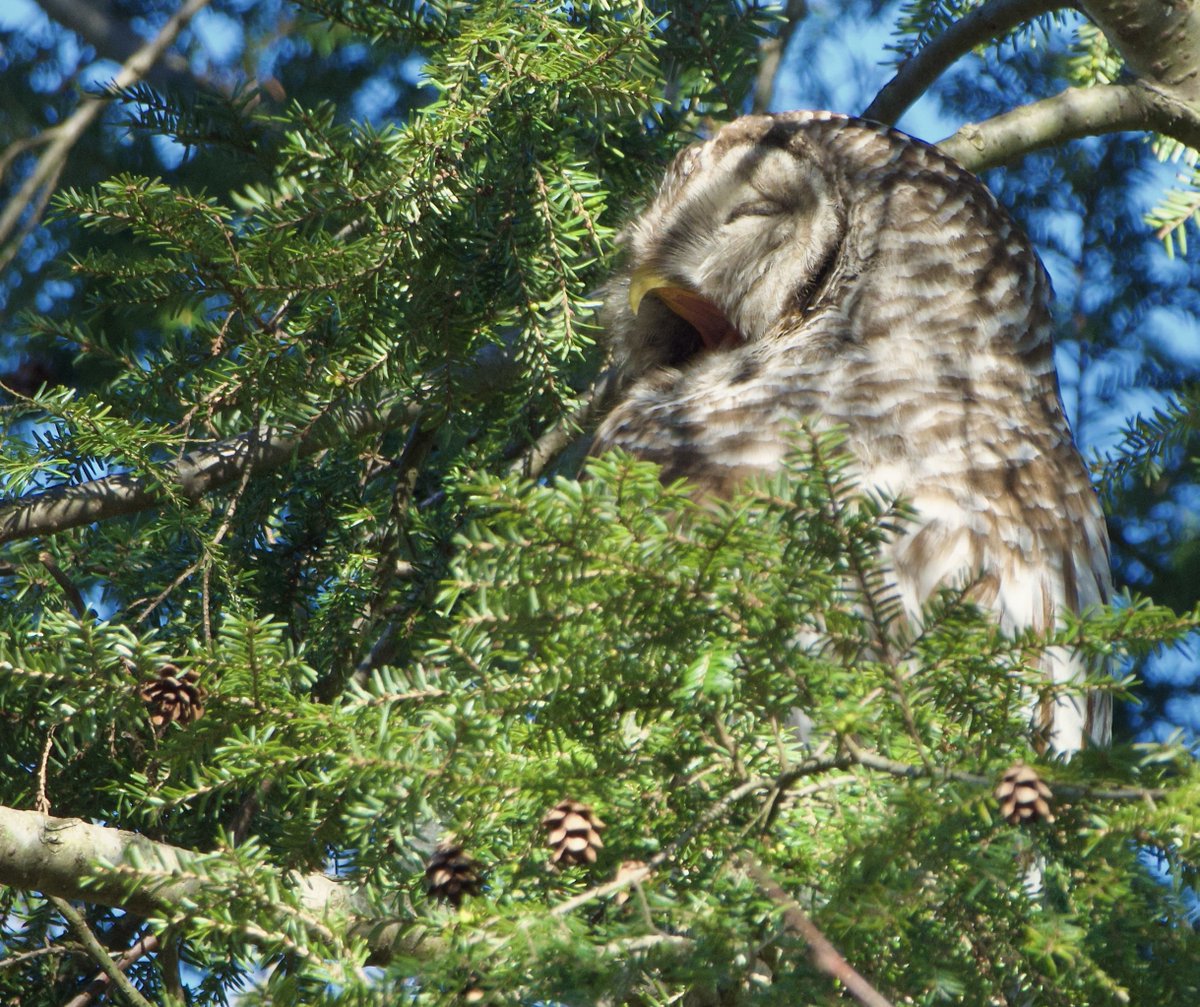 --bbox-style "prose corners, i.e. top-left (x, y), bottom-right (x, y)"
top-left (995, 763), bottom-right (1055, 825)
top-left (541, 798), bottom-right (606, 868)
top-left (425, 842), bottom-right (482, 906)
top-left (140, 664), bottom-right (205, 735)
